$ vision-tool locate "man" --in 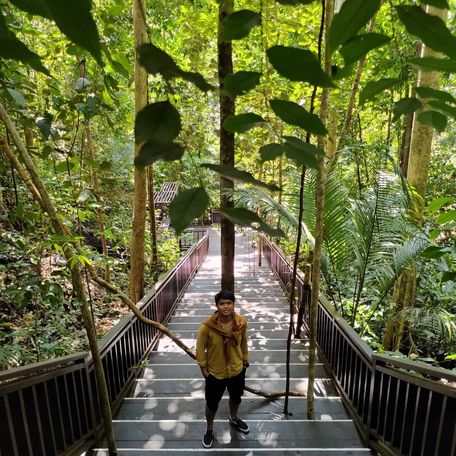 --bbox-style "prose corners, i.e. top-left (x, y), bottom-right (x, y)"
top-left (196, 289), bottom-right (250, 448)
